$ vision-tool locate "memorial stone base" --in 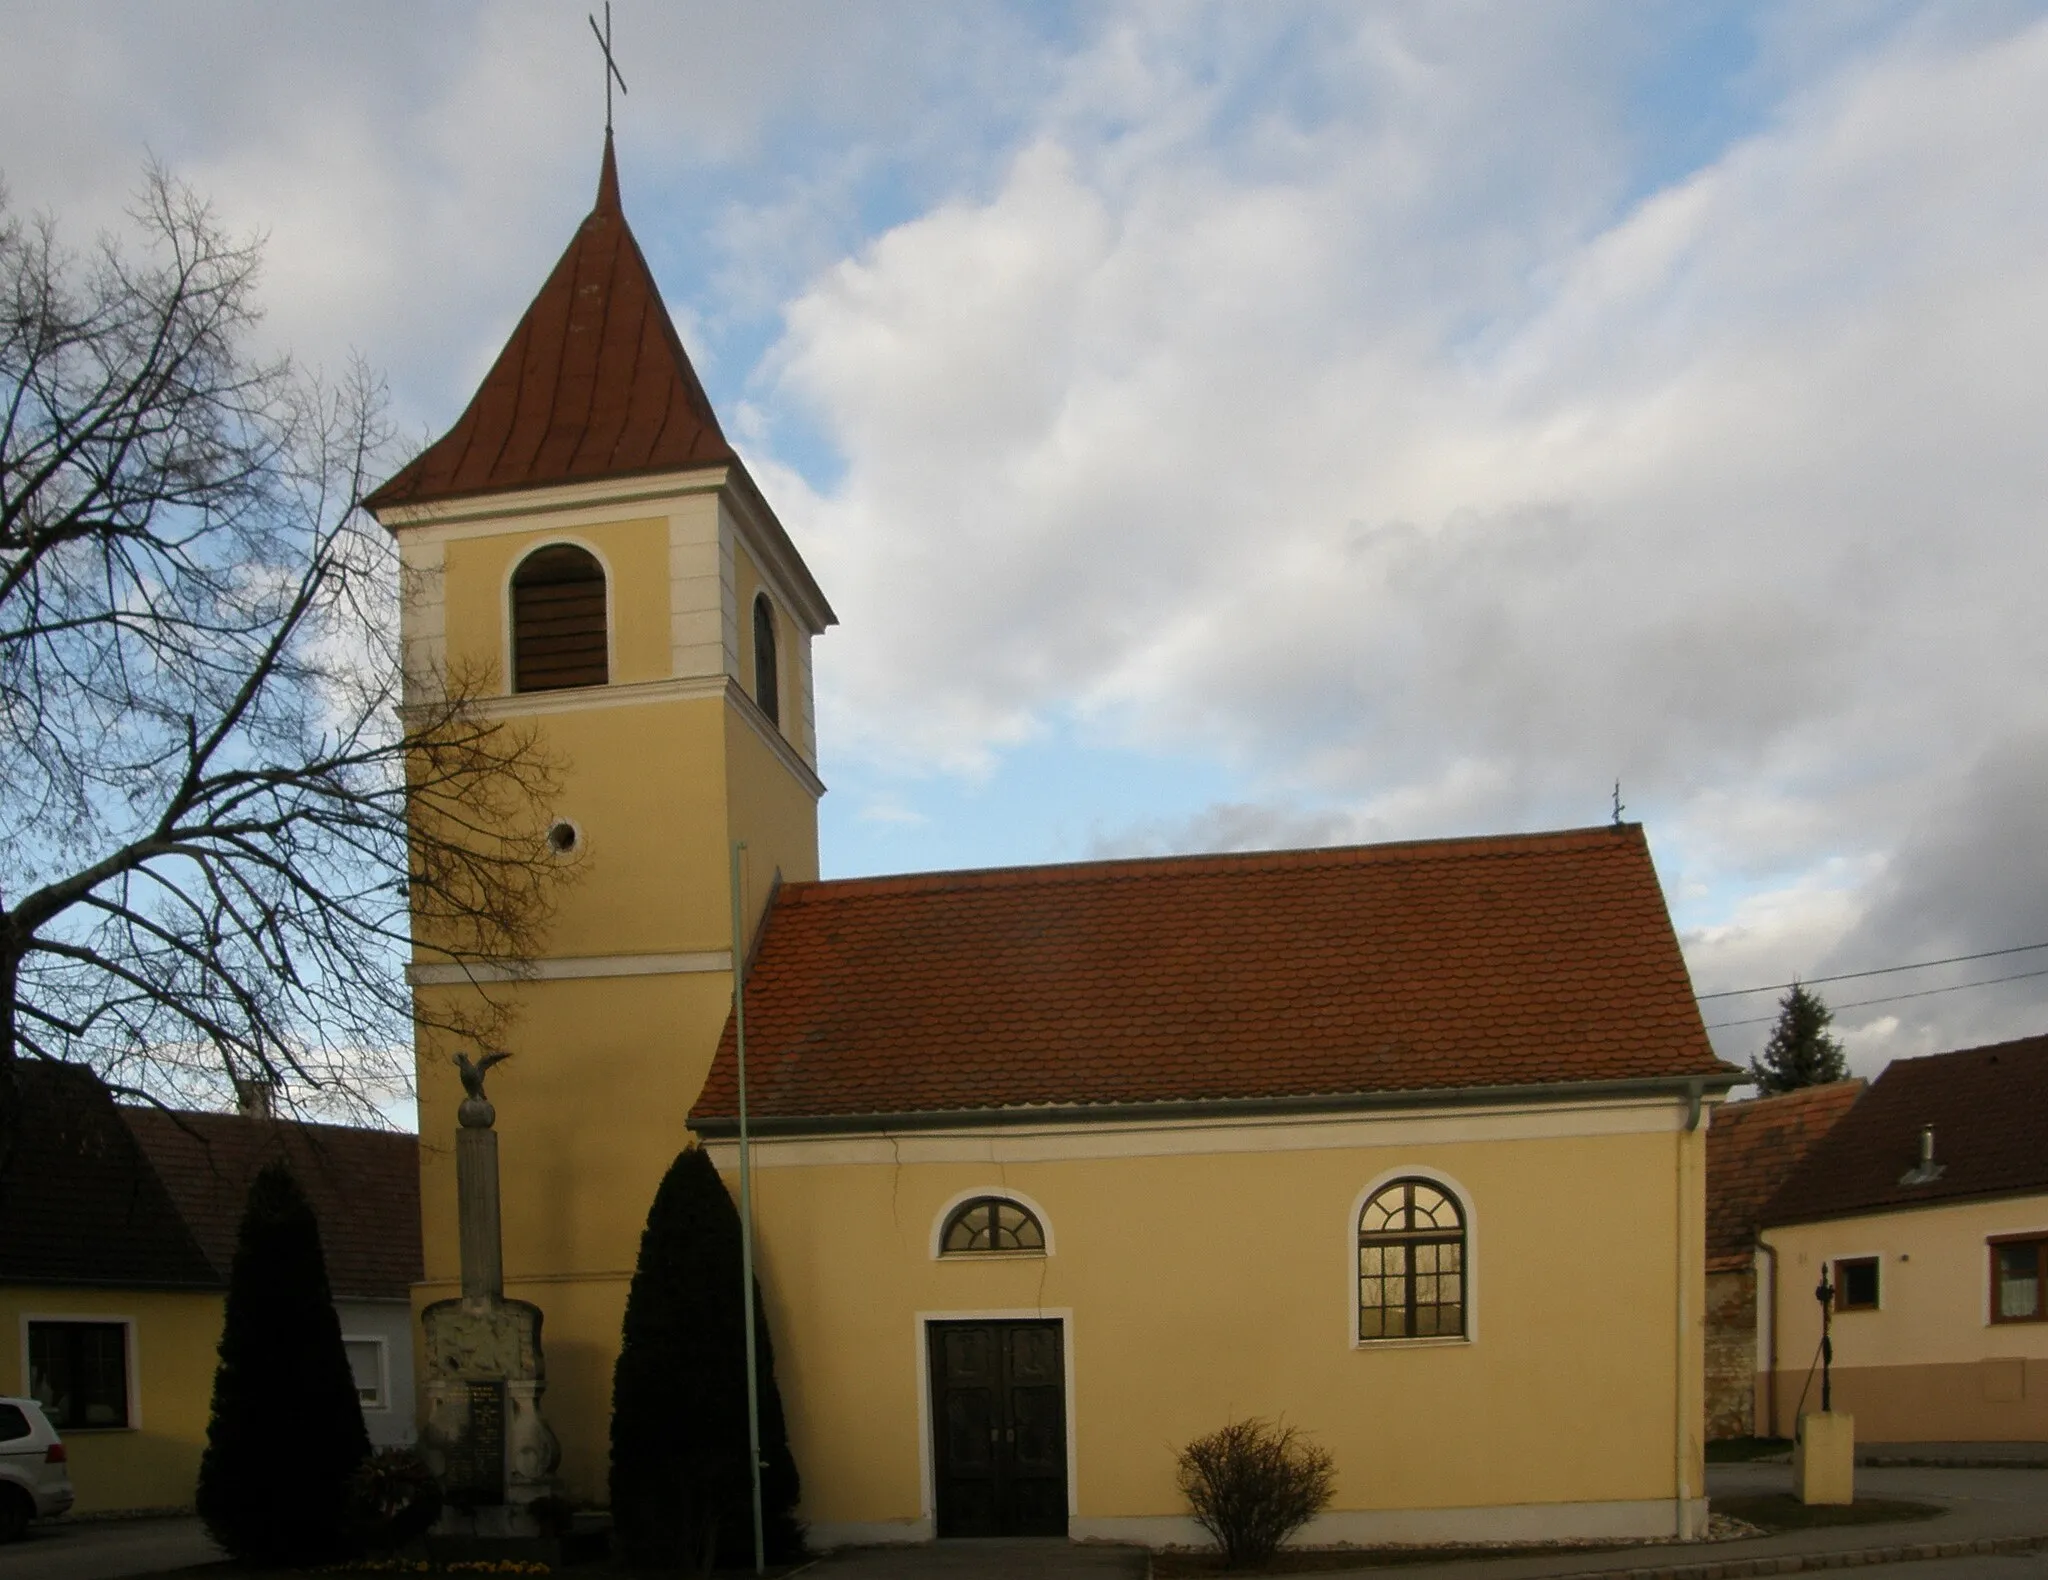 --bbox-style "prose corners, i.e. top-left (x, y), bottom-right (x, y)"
top-left (420, 1294), bottom-right (560, 1541)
